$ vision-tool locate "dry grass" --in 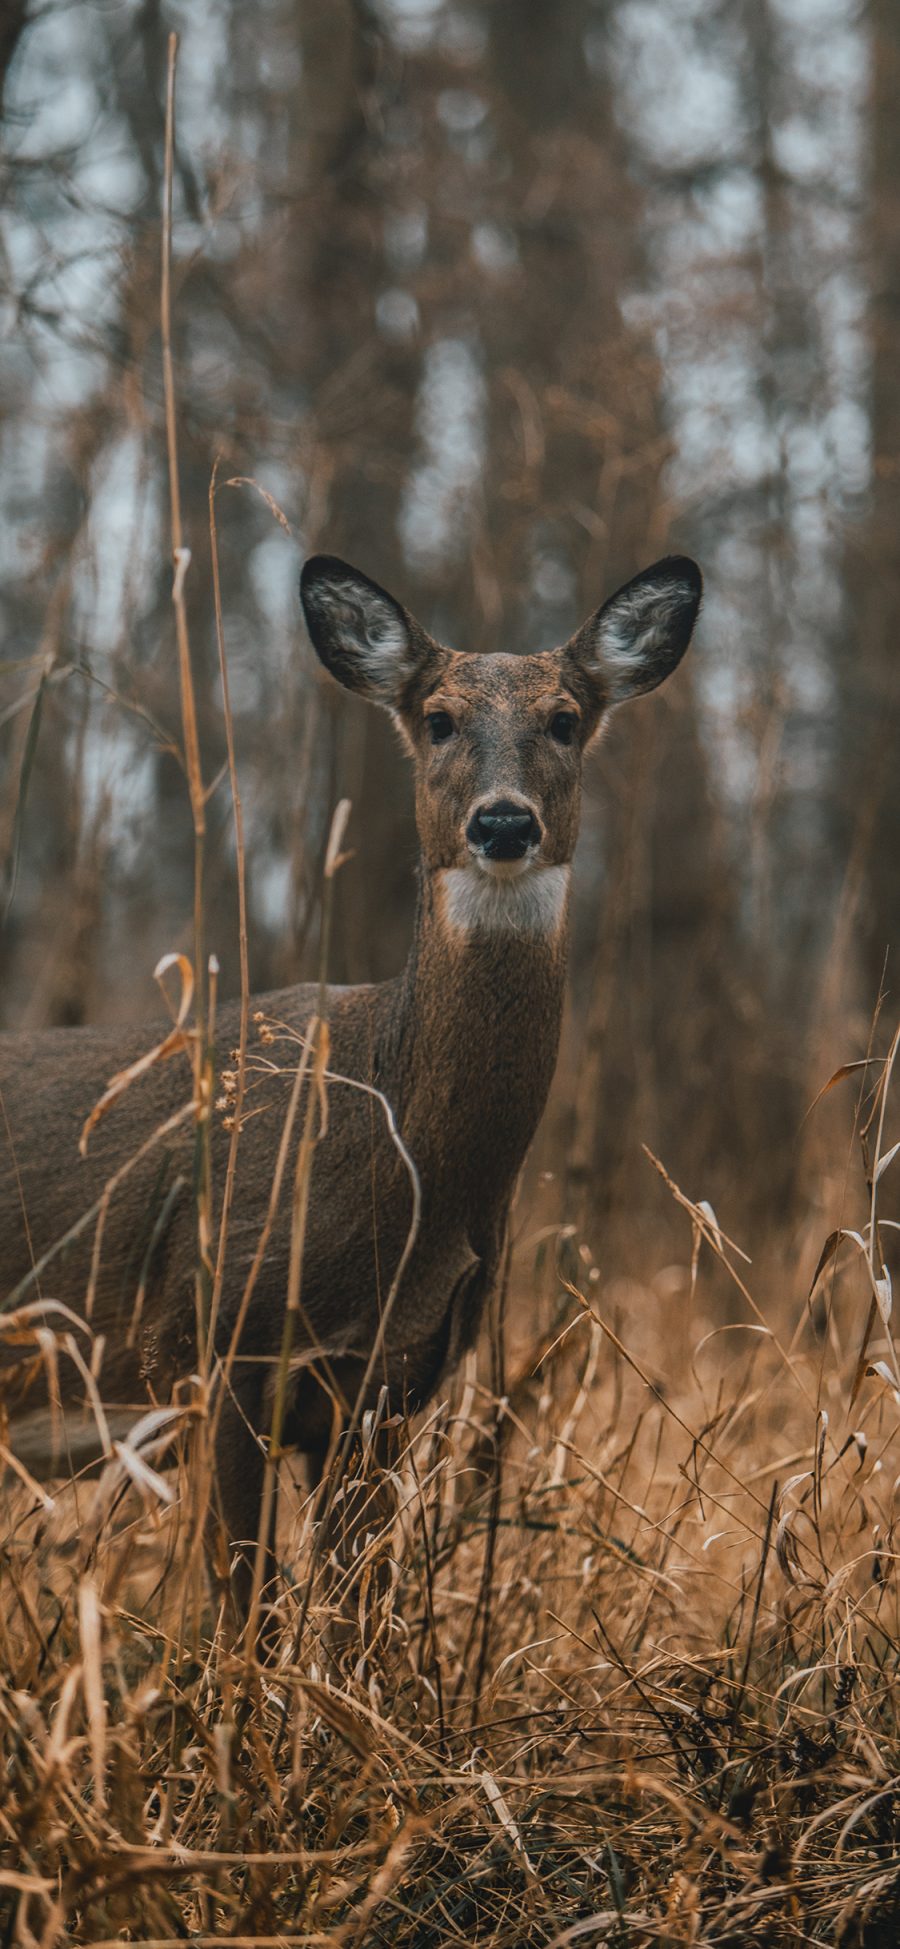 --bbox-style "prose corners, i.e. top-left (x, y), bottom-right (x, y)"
top-left (2, 1090), bottom-right (900, 1947)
